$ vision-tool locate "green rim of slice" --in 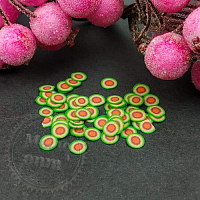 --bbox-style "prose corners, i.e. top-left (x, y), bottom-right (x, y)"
top-left (66, 109), bottom-right (80, 121)
top-left (42, 116), bottom-right (53, 128)
top-left (39, 85), bottom-right (55, 92)
top-left (66, 94), bottom-right (79, 102)
top-left (46, 97), bottom-right (62, 108)
top-left (122, 113), bottom-right (130, 123)
top-left (103, 120), bottom-right (120, 136)
top-left (53, 114), bottom-right (68, 122)
top-left (35, 96), bottom-right (46, 106)
top-left (53, 103), bottom-right (68, 113)
top-left (107, 95), bottom-right (123, 104)
top-left (89, 94), bottom-right (106, 106)
top-left (86, 119), bottom-right (95, 123)
top-left (139, 120), bottom-right (155, 134)
top-left (85, 106), bottom-right (99, 119)
top-left (109, 100), bottom-right (127, 108)
top-left (147, 106), bottom-right (165, 118)
top-left (75, 108), bottom-right (91, 120)
top-left (39, 107), bottom-right (54, 117)
top-left (94, 116), bottom-right (108, 130)
top-left (129, 109), bottom-right (146, 122)
top-left (128, 95), bottom-right (144, 107)
top-left (71, 72), bottom-right (87, 82)
top-left (51, 123), bottom-right (69, 139)
top-left (126, 134), bottom-right (145, 149)
top-left (104, 103), bottom-right (112, 111)
top-left (144, 94), bottom-right (160, 106)
top-left (75, 96), bottom-right (89, 107)
top-left (133, 83), bottom-right (150, 96)
top-left (65, 78), bottom-right (82, 87)
top-left (101, 78), bottom-right (118, 89)
top-left (69, 122), bottom-right (85, 129)
top-left (57, 81), bottom-right (74, 93)
top-left (124, 93), bottom-right (134, 103)
top-left (101, 134), bottom-right (119, 145)
top-left (39, 135), bottom-right (58, 151)
top-left (149, 114), bottom-right (166, 123)
top-left (123, 122), bottom-right (130, 130)
top-left (132, 122), bottom-right (141, 130)
top-left (107, 109), bottom-right (125, 118)
top-left (41, 91), bottom-right (56, 99)
top-left (69, 140), bottom-right (87, 155)
top-left (121, 126), bottom-right (137, 138)
top-left (70, 127), bottom-right (86, 137)
top-left (51, 93), bottom-right (67, 104)
top-left (68, 97), bottom-right (81, 109)
top-left (126, 106), bottom-right (138, 113)
top-left (84, 128), bottom-right (101, 141)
